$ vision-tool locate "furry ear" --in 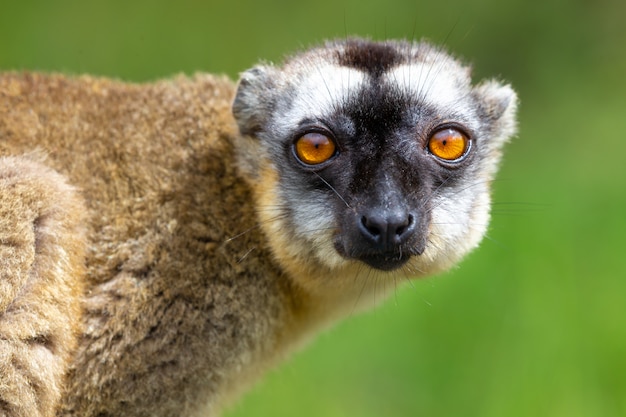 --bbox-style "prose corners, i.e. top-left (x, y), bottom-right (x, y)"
top-left (232, 65), bottom-right (278, 136)
top-left (473, 80), bottom-right (518, 145)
